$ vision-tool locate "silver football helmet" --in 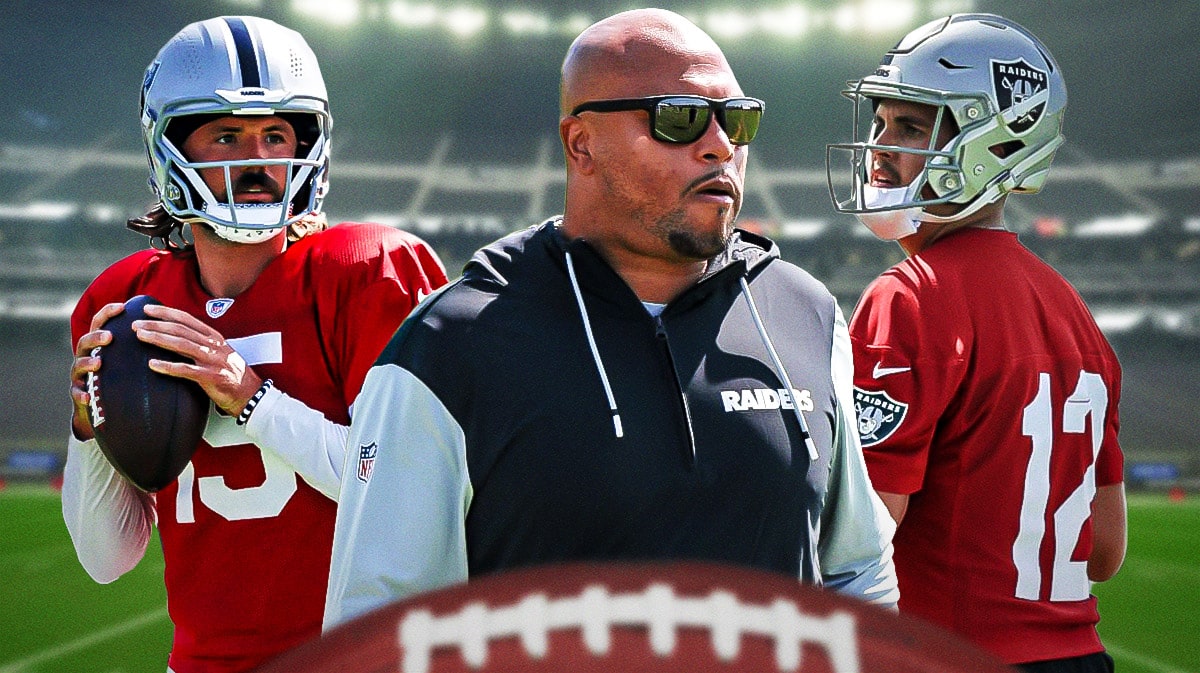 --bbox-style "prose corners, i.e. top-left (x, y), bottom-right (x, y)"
top-left (826, 14), bottom-right (1066, 238)
top-left (140, 16), bottom-right (331, 244)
